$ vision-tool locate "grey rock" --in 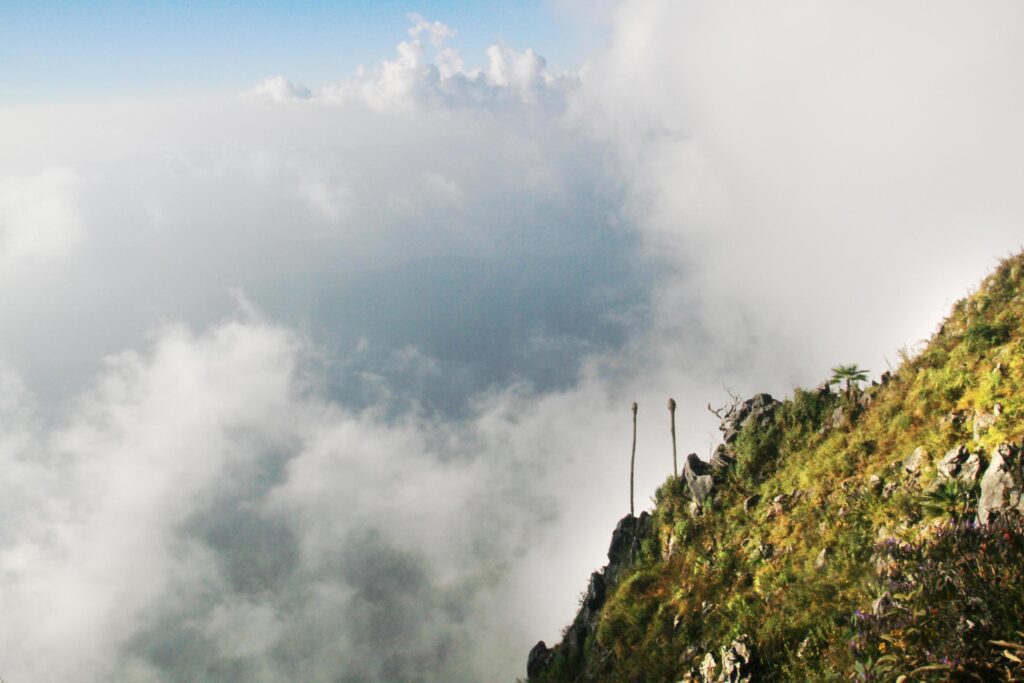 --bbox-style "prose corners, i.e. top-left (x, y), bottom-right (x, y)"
top-left (718, 393), bottom-right (780, 445)
top-left (585, 571), bottom-right (606, 610)
top-left (684, 453), bottom-right (715, 506)
top-left (743, 494), bottom-right (760, 513)
top-left (868, 474), bottom-right (883, 493)
top-left (936, 444), bottom-right (983, 485)
top-left (527, 641), bottom-right (553, 679)
top-left (903, 446), bottom-right (927, 474)
top-left (608, 512), bottom-right (651, 567)
top-left (699, 652), bottom-right (717, 682)
top-left (719, 635), bottom-right (756, 682)
top-left (973, 404), bottom-right (1002, 442)
top-left (978, 442), bottom-right (1024, 525)
top-left (710, 444), bottom-right (736, 471)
